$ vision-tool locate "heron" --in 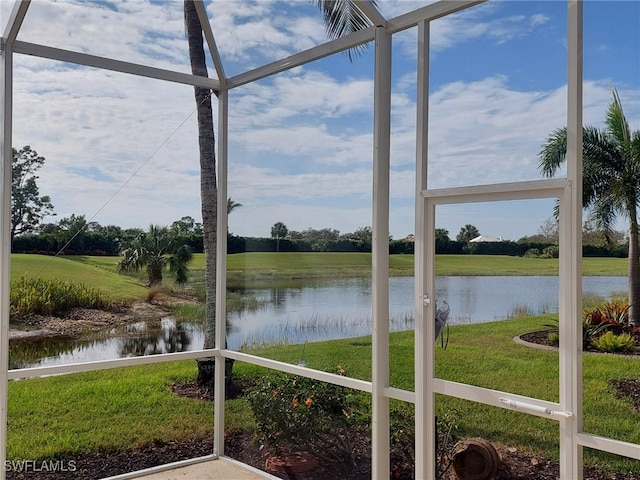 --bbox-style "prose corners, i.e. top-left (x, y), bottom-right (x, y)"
top-left (435, 299), bottom-right (450, 347)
